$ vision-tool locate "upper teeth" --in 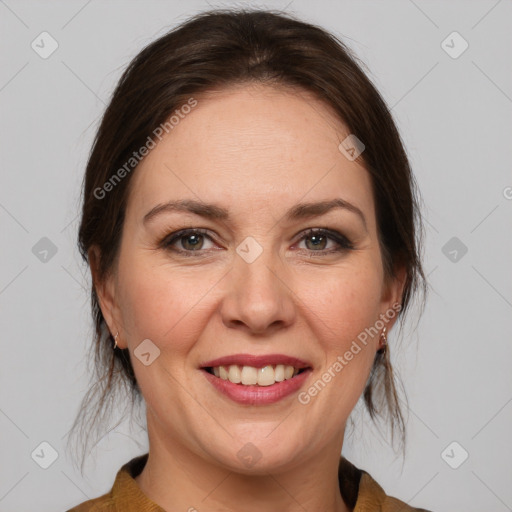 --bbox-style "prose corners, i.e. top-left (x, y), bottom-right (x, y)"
top-left (212, 365), bottom-right (299, 386)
